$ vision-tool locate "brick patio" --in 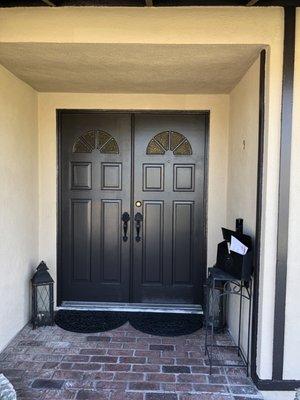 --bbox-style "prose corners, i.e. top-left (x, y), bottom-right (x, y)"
top-left (0, 322), bottom-right (263, 400)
